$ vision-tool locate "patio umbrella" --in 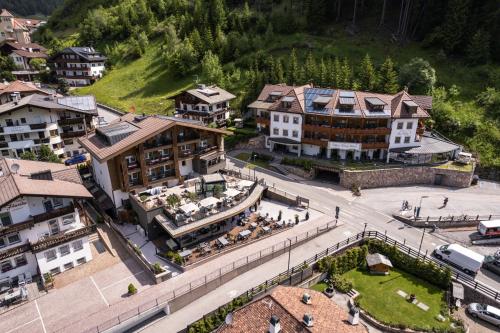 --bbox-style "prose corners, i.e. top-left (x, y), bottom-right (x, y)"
top-left (199, 197), bottom-right (221, 208)
top-left (223, 188), bottom-right (240, 198)
top-left (179, 202), bottom-right (199, 215)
